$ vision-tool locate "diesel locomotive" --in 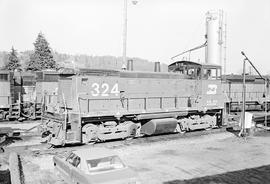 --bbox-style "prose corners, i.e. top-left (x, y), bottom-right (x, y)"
top-left (41, 61), bottom-right (225, 146)
top-left (222, 74), bottom-right (270, 112)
